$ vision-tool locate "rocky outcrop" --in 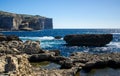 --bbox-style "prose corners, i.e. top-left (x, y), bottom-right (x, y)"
top-left (0, 40), bottom-right (44, 54)
top-left (70, 52), bottom-right (120, 71)
top-left (20, 40), bottom-right (44, 54)
top-left (54, 36), bottom-right (62, 39)
top-left (0, 34), bottom-right (44, 54)
top-left (64, 34), bottom-right (113, 46)
top-left (1, 34), bottom-right (120, 76)
top-left (0, 11), bottom-right (53, 31)
top-left (0, 54), bottom-right (35, 76)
